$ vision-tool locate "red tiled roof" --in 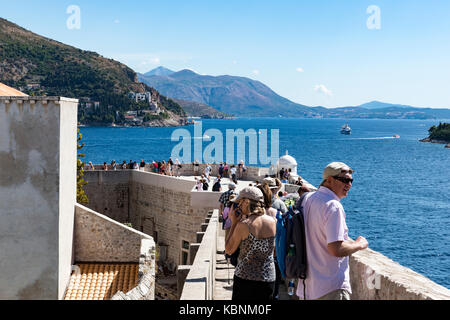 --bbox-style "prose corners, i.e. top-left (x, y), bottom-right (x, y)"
top-left (64, 263), bottom-right (139, 300)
